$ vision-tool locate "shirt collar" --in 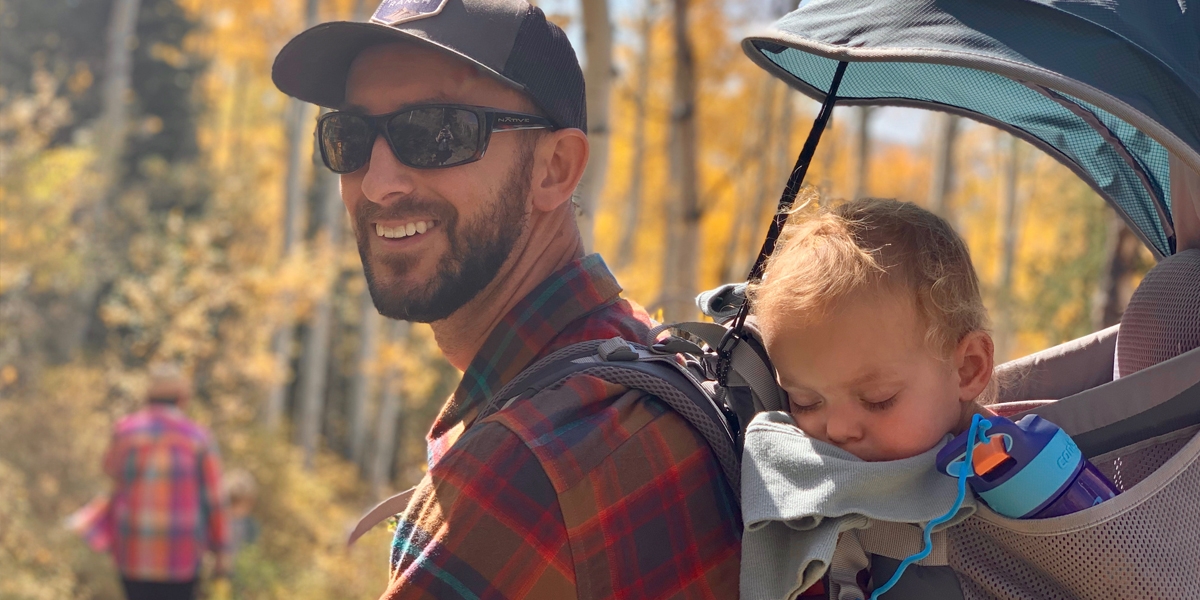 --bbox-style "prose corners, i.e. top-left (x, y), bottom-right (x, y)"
top-left (430, 254), bottom-right (624, 438)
